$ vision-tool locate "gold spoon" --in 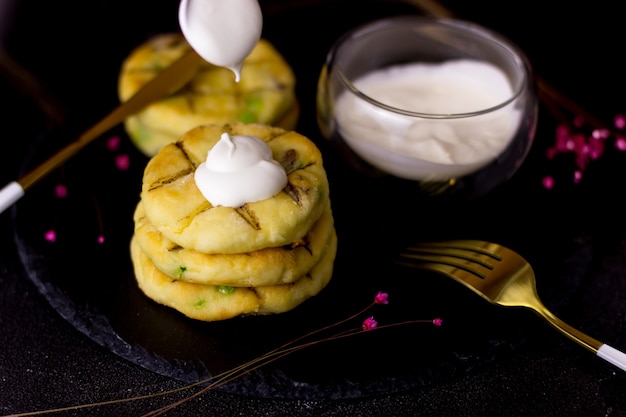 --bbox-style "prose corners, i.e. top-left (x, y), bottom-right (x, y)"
top-left (0, 48), bottom-right (203, 214)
